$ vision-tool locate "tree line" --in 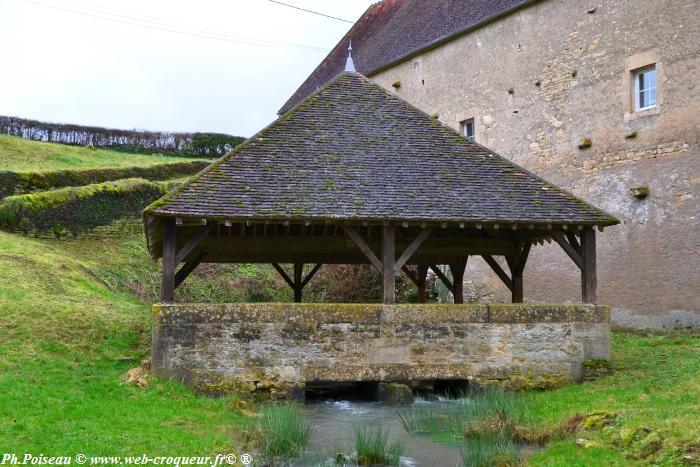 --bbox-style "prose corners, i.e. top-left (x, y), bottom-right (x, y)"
top-left (0, 115), bottom-right (245, 157)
